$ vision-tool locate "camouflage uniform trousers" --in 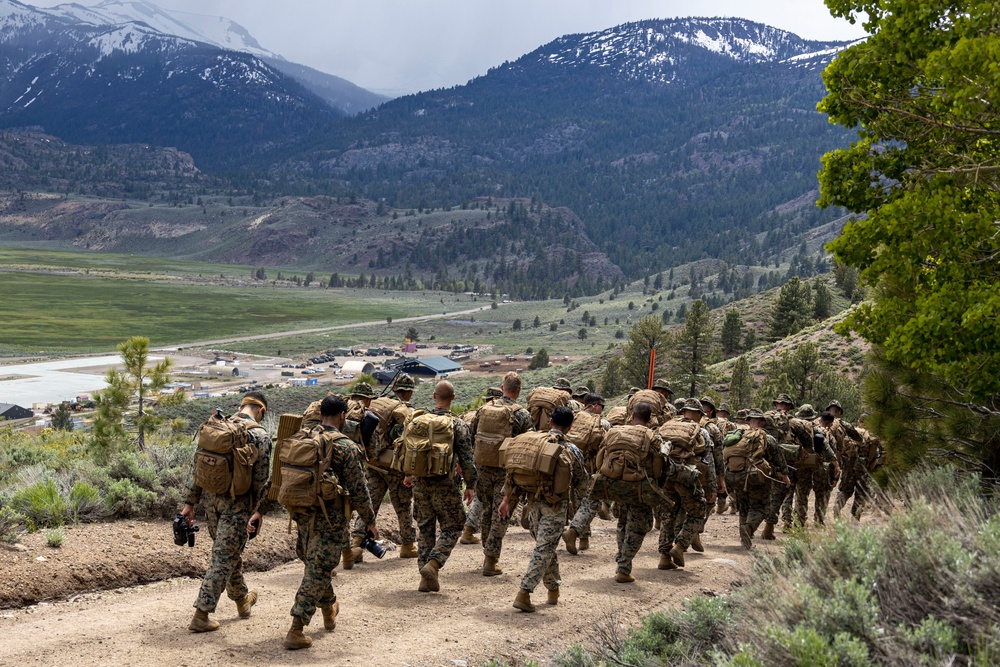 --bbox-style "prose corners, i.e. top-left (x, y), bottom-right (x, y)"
top-left (615, 503), bottom-right (654, 576)
top-left (464, 494), bottom-right (483, 531)
top-left (352, 467), bottom-right (416, 544)
top-left (658, 481), bottom-right (706, 552)
top-left (766, 470), bottom-right (796, 526)
top-left (290, 506), bottom-right (350, 624)
top-left (477, 465), bottom-right (513, 559)
top-left (520, 499), bottom-right (568, 592)
top-left (569, 495), bottom-right (600, 540)
top-left (413, 475), bottom-right (467, 569)
top-left (194, 493), bottom-right (251, 613)
top-left (834, 459), bottom-right (869, 518)
top-left (793, 466), bottom-right (824, 526)
top-left (813, 463), bottom-right (835, 524)
top-left (727, 471), bottom-right (772, 536)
